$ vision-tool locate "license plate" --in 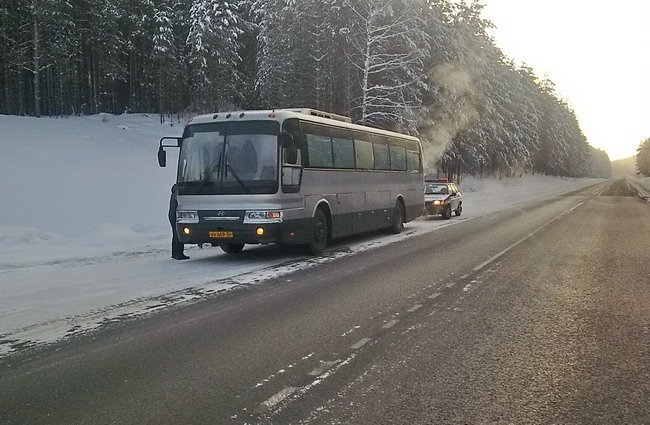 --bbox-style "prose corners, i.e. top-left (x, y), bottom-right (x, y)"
top-left (209, 231), bottom-right (234, 238)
